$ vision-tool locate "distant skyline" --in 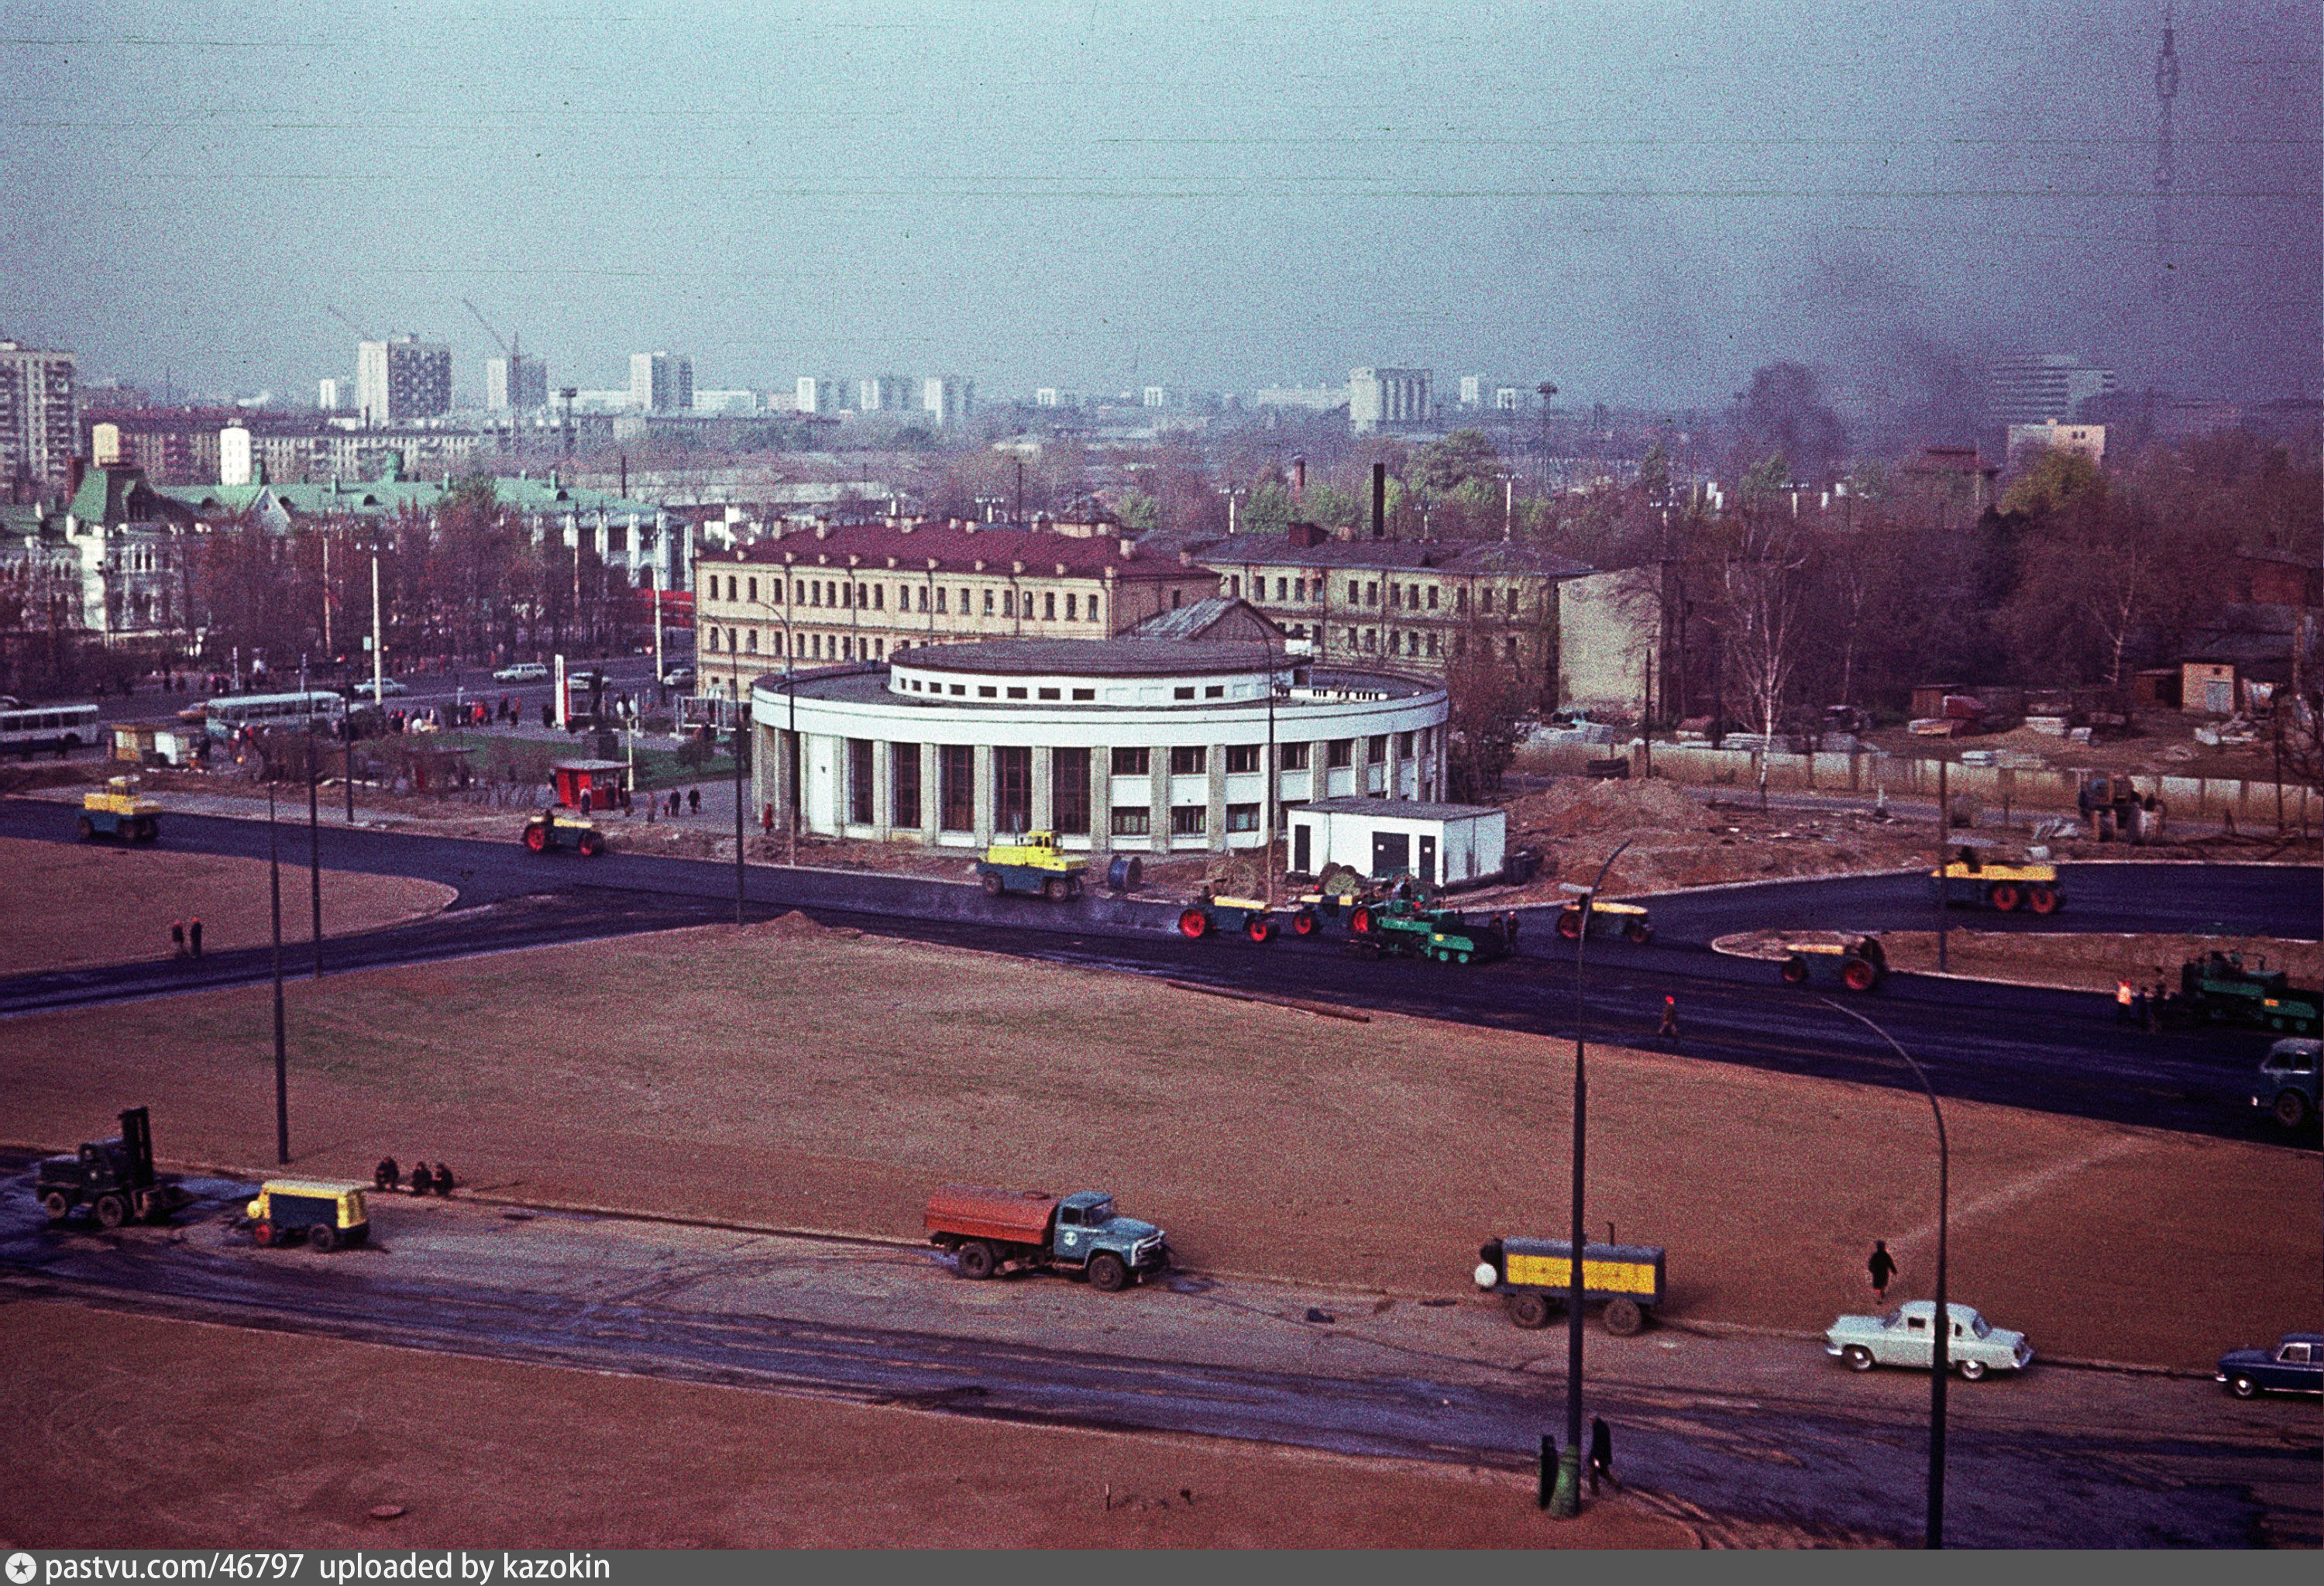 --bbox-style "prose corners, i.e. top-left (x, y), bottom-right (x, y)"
top-left (5, 1), bottom-right (2317, 414)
